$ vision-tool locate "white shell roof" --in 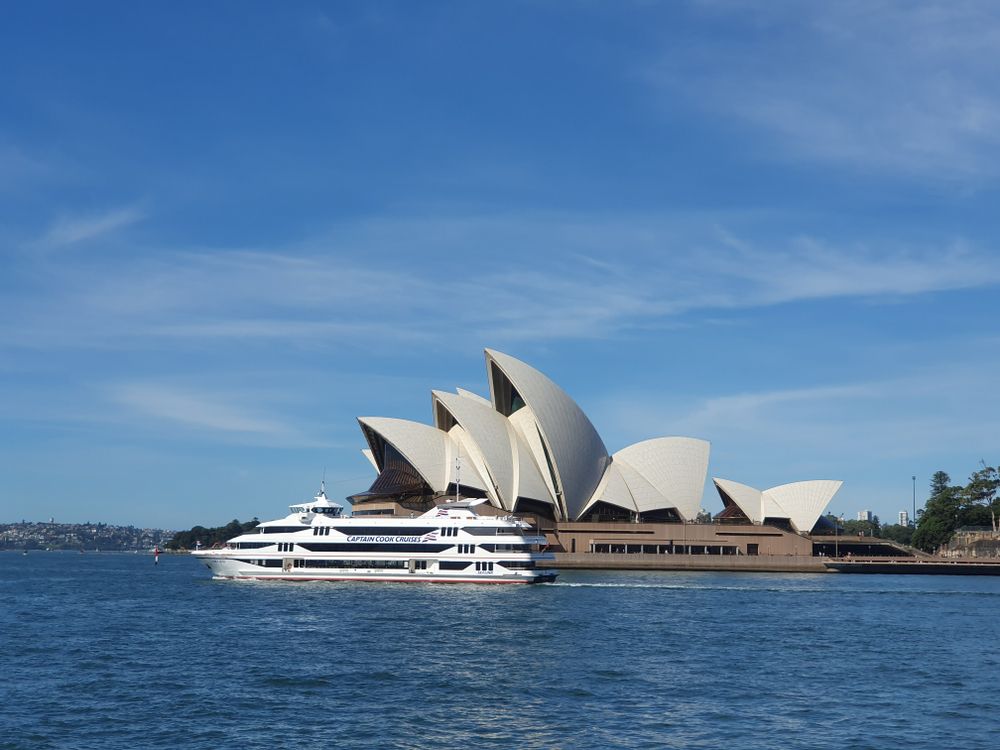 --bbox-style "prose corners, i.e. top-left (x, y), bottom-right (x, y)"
top-left (582, 461), bottom-right (639, 515)
top-left (713, 478), bottom-right (764, 523)
top-left (765, 480), bottom-right (843, 533)
top-left (433, 390), bottom-right (516, 508)
top-left (358, 417), bottom-right (451, 492)
top-left (713, 477), bottom-right (843, 532)
top-left (507, 406), bottom-right (558, 503)
top-left (456, 388), bottom-right (492, 406)
top-left (614, 460), bottom-right (669, 514)
top-left (485, 349), bottom-right (609, 520)
top-left (442, 425), bottom-right (490, 496)
top-left (511, 423), bottom-right (555, 505)
top-left (434, 389), bottom-right (554, 510)
top-left (614, 437), bottom-right (710, 521)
